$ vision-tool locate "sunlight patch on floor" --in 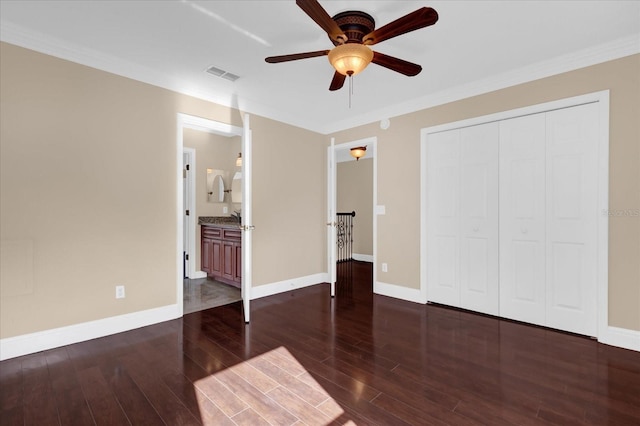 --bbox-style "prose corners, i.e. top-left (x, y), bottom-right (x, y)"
top-left (195, 346), bottom-right (355, 425)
